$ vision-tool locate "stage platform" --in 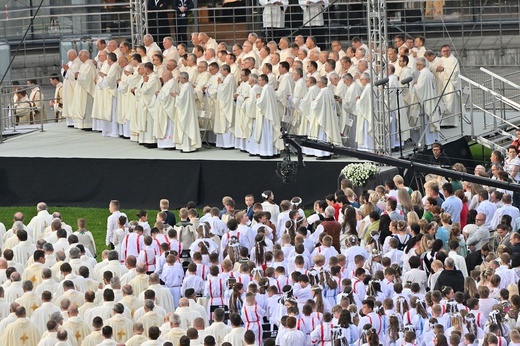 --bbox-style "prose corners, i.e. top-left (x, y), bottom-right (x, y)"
top-left (0, 123), bottom-right (383, 209)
